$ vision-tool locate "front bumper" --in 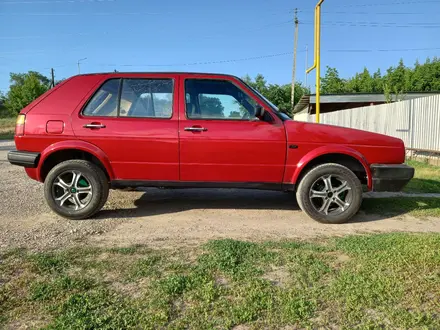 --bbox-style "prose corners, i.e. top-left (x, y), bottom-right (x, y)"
top-left (8, 150), bottom-right (40, 168)
top-left (371, 164), bottom-right (415, 192)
